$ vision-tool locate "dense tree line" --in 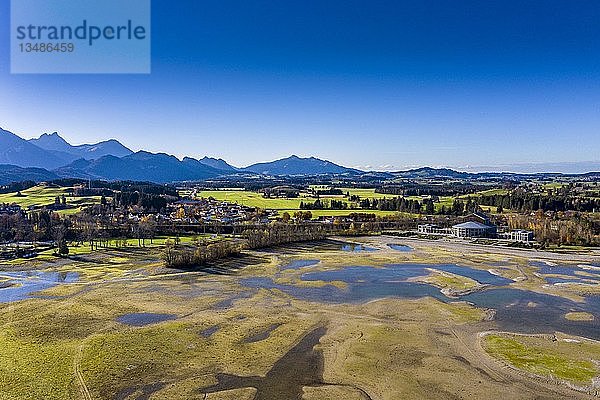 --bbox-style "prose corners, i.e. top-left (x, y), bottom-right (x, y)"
top-left (300, 197), bottom-right (425, 213)
top-left (360, 197), bottom-right (423, 213)
top-left (0, 209), bottom-right (74, 258)
top-left (162, 223), bottom-right (327, 267)
top-left (299, 196), bottom-right (486, 216)
top-left (376, 183), bottom-right (492, 196)
top-left (112, 191), bottom-right (171, 211)
top-left (436, 198), bottom-right (483, 216)
top-left (476, 193), bottom-right (600, 213)
top-left (300, 199), bottom-right (349, 210)
top-left (162, 239), bottom-right (243, 267)
top-left (241, 223), bottom-right (327, 249)
top-left (508, 211), bottom-right (599, 246)
top-left (0, 181), bottom-right (36, 194)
